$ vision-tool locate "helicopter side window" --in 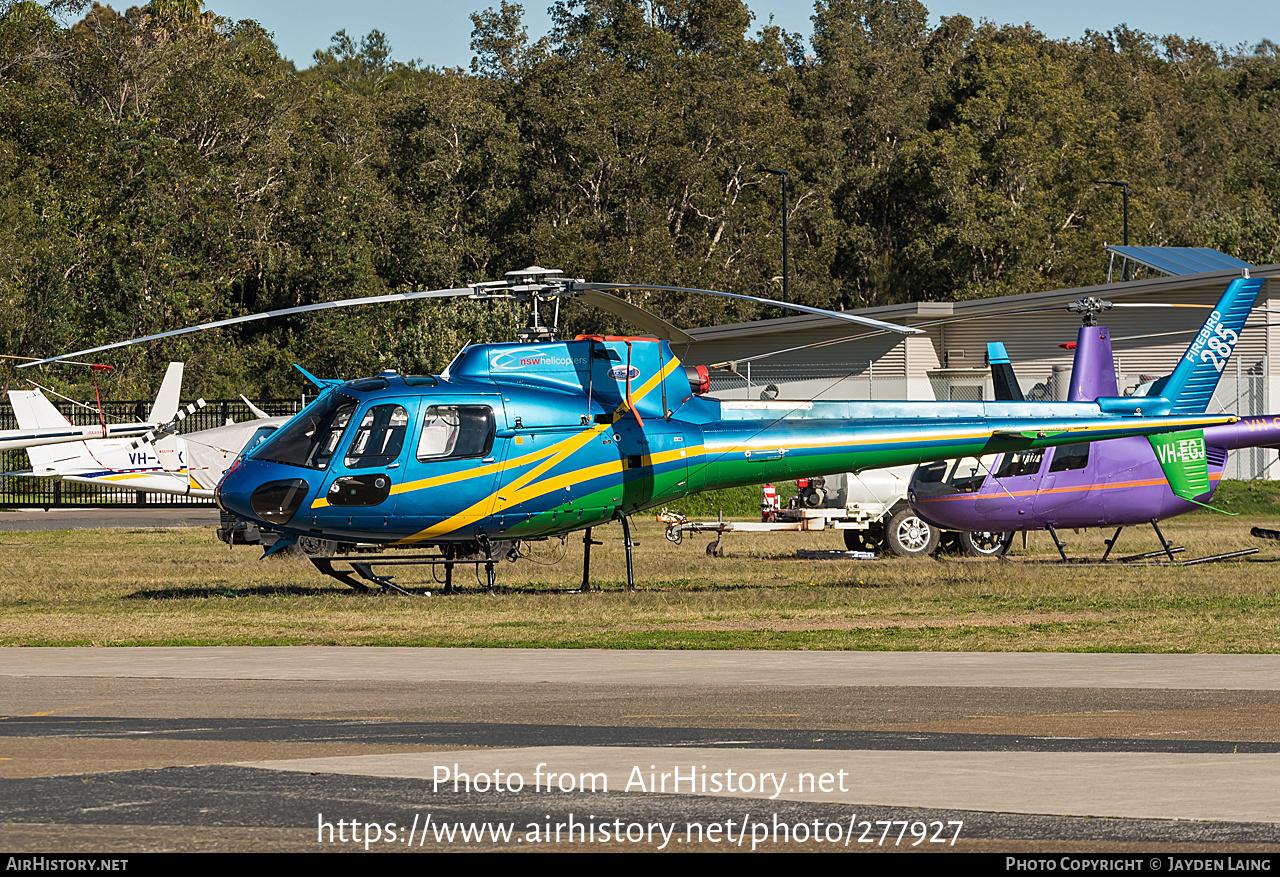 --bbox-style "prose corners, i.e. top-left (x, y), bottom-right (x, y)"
top-left (417, 406), bottom-right (495, 461)
top-left (994, 449), bottom-right (1044, 479)
top-left (1049, 443), bottom-right (1090, 473)
top-left (252, 392), bottom-right (358, 470)
top-left (345, 405), bottom-right (409, 469)
top-left (914, 461), bottom-right (948, 485)
top-left (945, 455), bottom-right (992, 493)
